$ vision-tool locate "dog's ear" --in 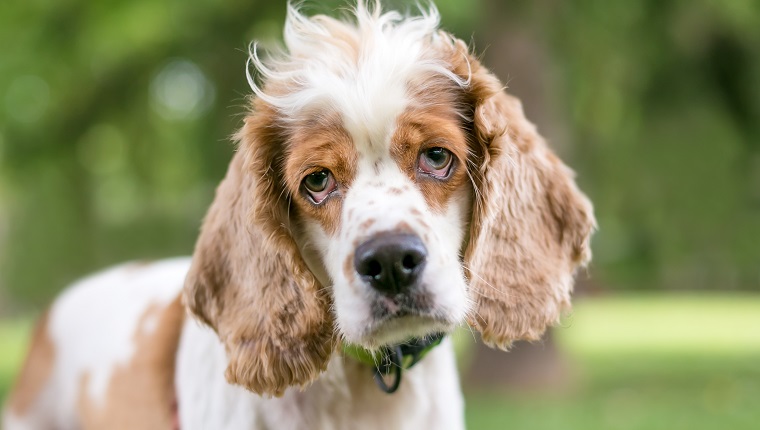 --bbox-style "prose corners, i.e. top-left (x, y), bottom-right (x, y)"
top-left (453, 44), bottom-right (596, 348)
top-left (183, 101), bottom-right (335, 396)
